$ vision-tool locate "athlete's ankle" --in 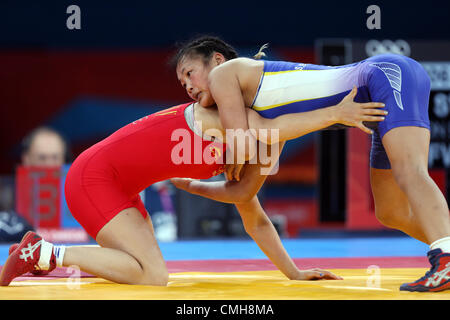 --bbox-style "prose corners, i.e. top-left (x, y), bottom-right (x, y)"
top-left (430, 236), bottom-right (450, 253)
top-left (53, 245), bottom-right (66, 267)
